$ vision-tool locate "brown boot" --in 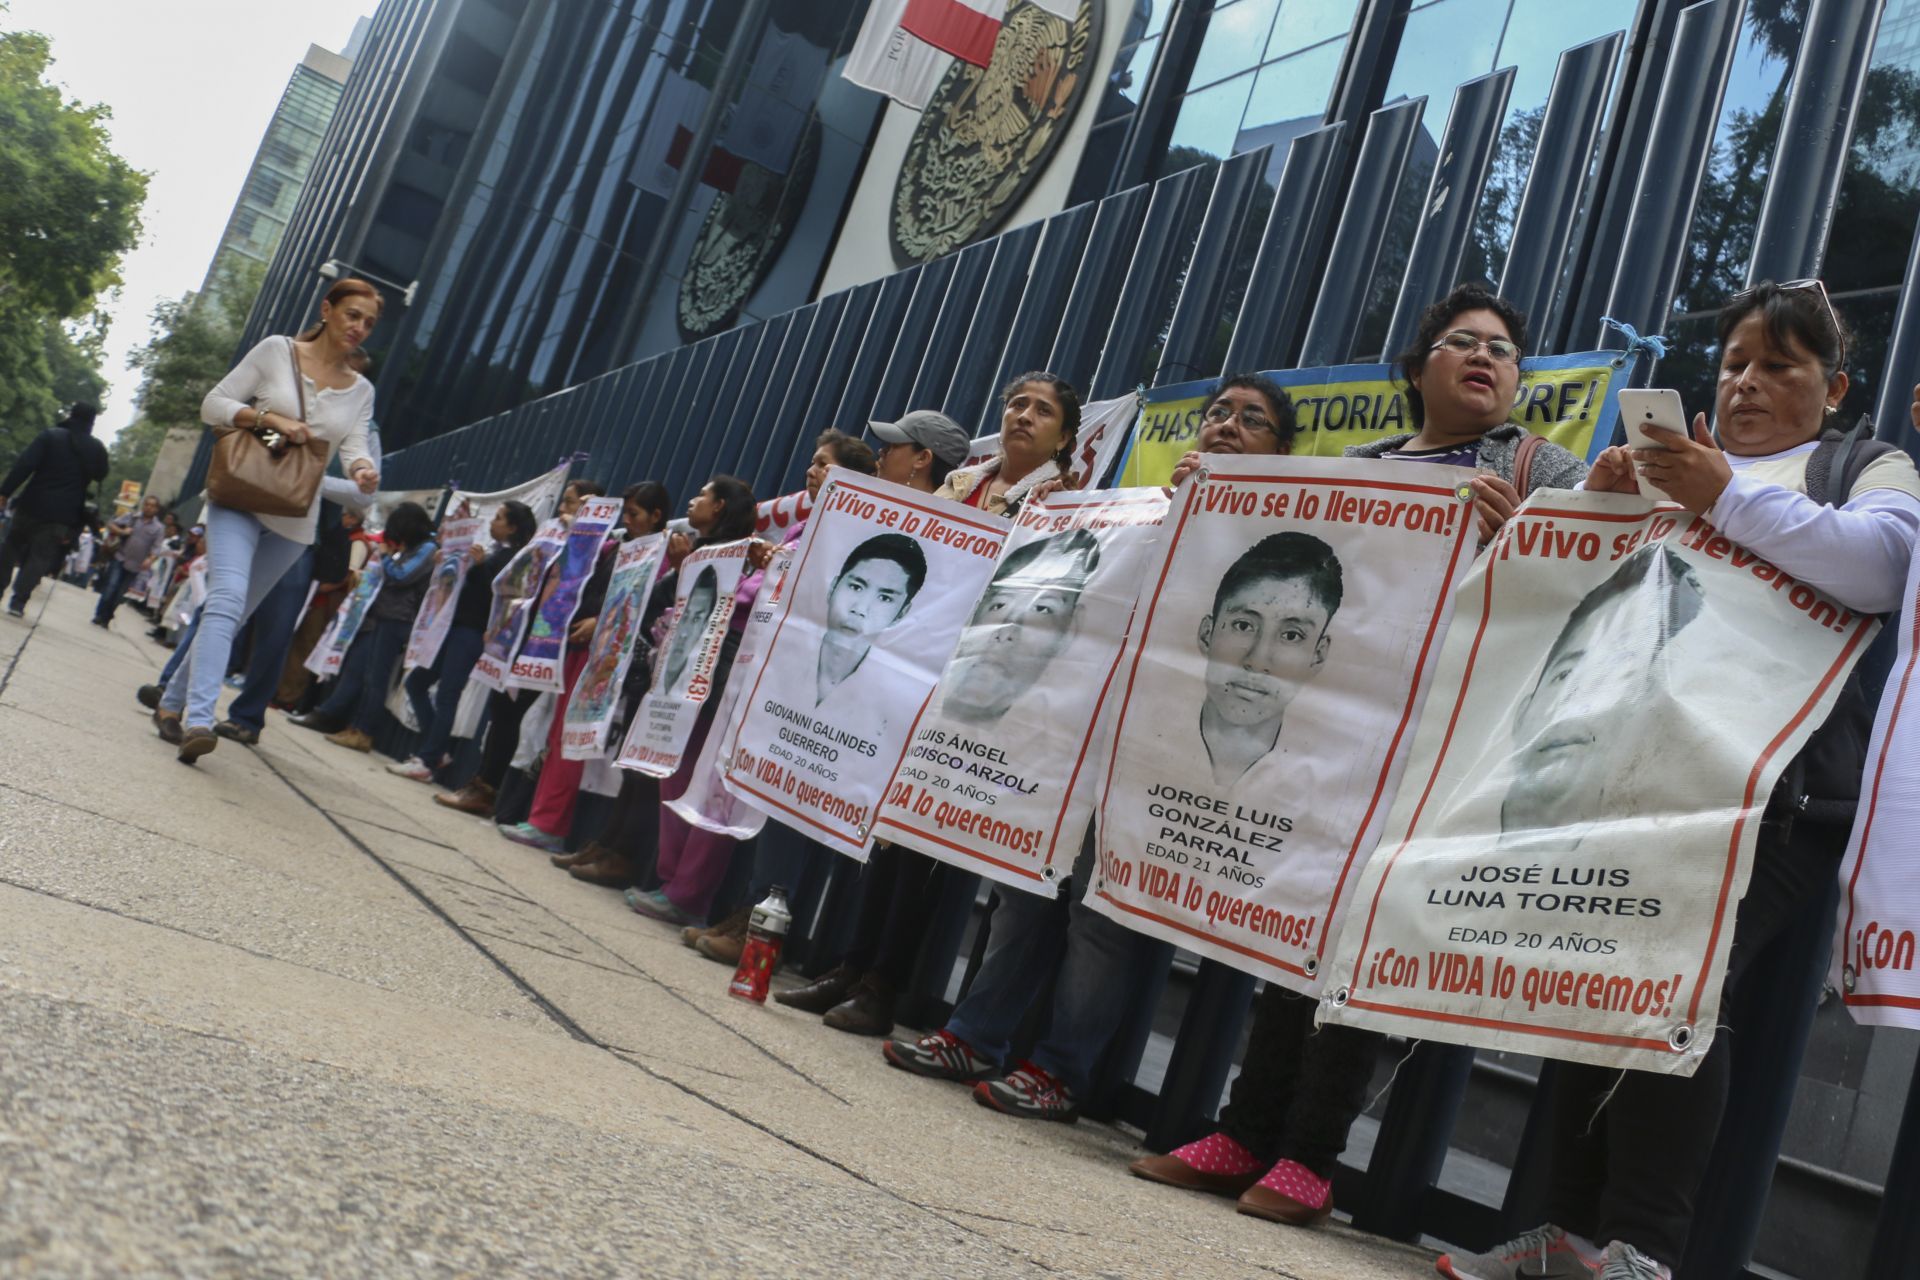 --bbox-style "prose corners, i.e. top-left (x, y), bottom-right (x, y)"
top-left (151, 707), bottom-right (183, 745)
top-left (551, 841), bottom-right (608, 869)
top-left (434, 778), bottom-right (496, 817)
top-left (325, 727), bottom-right (374, 752)
top-left (693, 906), bottom-right (753, 966)
top-left (569, 850), bottom-right (639, 887)
top-left (685, 904), bottom-right (751, 952)
top-left (823, 974), bottom-right (895, 1037)
top-left (774, 963), bottom-right (860, 1013)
